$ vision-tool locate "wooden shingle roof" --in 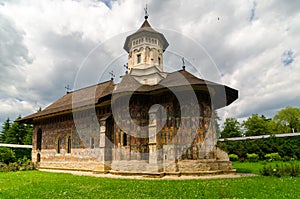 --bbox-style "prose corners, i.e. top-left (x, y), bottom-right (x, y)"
top-left (18, 70), bottom-right (238, 123)
top-left (18, 80), bottom-right (114, 123)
